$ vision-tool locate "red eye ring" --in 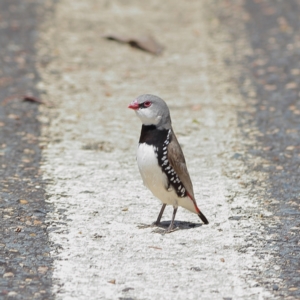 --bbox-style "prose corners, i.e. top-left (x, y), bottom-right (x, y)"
top-left (144, 101), bottom-right (151, 107)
